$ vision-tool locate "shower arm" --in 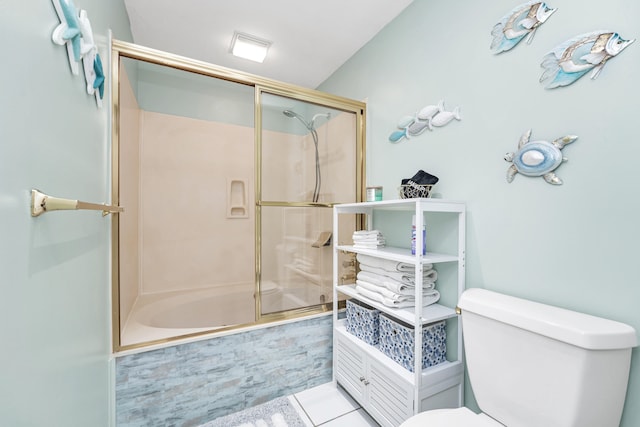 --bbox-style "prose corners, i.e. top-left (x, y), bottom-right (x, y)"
top-left (30, 189), bottom-right (124, 217)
